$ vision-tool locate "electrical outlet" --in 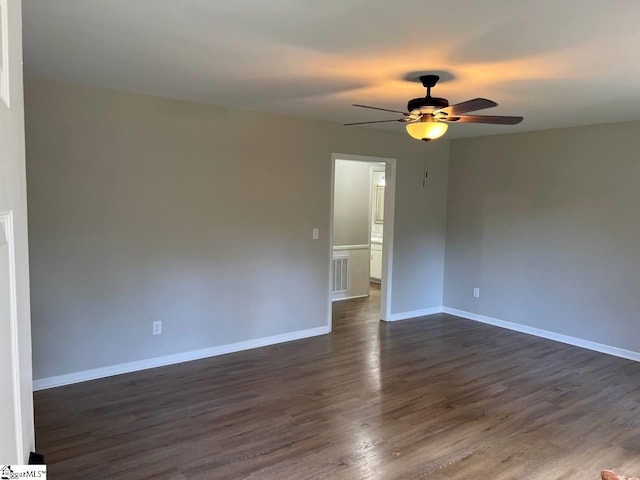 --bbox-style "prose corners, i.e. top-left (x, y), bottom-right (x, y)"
top-left (473, 288), bottom-right (480, 298)
top-left (312, 228), bottom-right (319, 240)
top-left (152, 321), bottom-right (162, 335)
